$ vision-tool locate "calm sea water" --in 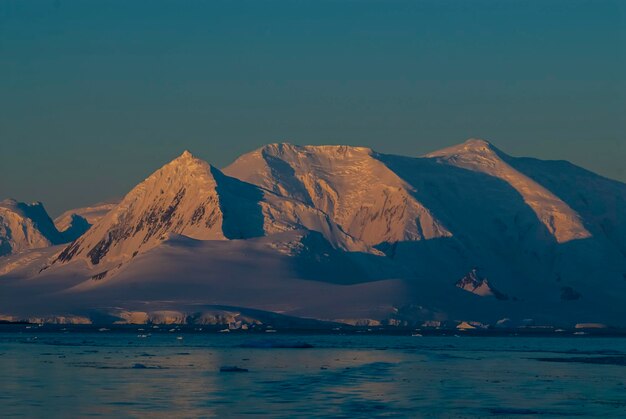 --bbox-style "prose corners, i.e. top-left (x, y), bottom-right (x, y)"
top-left (1, 328), bottom-right (625, 418)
